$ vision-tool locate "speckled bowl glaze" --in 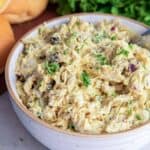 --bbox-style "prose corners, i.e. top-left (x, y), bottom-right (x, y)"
top-left (5, 13), bottom-right (150, 150)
